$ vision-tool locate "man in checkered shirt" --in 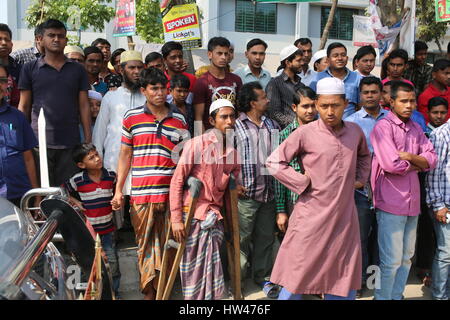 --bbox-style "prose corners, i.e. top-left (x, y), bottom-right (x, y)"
top-left (10, 24), bottom-right (44, 65)
top-left (425, 118), bottom-right (450, 300)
